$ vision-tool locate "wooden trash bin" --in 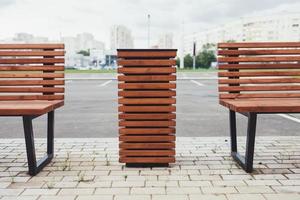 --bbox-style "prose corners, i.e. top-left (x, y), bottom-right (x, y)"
top-left (117, 49), bottom-right (177, 167)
